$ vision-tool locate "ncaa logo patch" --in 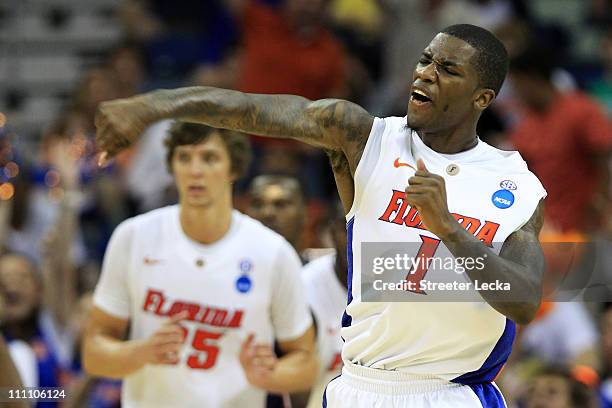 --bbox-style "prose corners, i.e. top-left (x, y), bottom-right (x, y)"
top-left (236, 275), bottom-right (252, 293)
top-left (500, 180), bottom-right (517, 190)
top-left (492, 189), bottom-right (515, 209)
